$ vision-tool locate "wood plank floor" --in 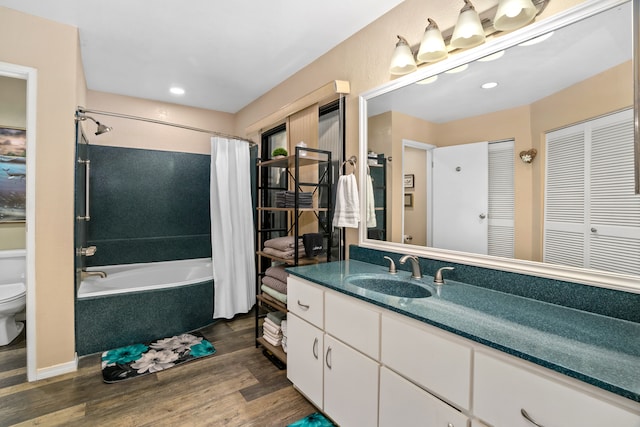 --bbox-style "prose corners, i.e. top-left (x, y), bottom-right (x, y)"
top-left (0, 312), bottom-right (317, 426)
